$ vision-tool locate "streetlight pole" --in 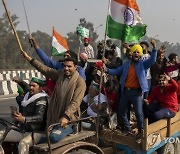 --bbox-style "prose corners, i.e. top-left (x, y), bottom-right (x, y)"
top-left (95, 24), bottom-right (103, 32)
